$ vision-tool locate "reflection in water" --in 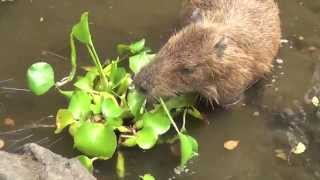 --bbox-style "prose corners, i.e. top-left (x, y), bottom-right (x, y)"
top-left (1, 0), bottom-right (320, 179)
